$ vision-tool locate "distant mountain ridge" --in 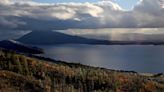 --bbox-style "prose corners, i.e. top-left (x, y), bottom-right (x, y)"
top-left (17, 31), bottom-right (110, 45)
top-left (0, 39), bottom-right (43, 54)
top-left (17, 31), bottom-right (164, 45)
